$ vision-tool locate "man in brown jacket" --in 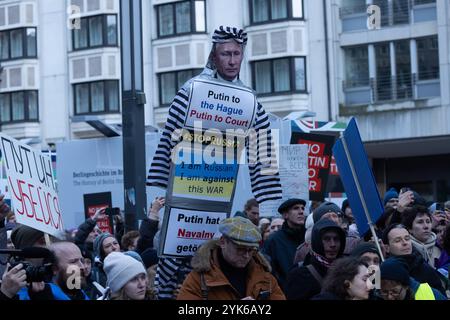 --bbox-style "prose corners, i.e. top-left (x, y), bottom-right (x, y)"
top-left (177, 217), bottom-right (285, 300)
